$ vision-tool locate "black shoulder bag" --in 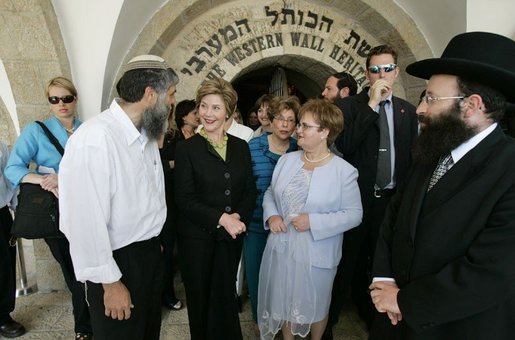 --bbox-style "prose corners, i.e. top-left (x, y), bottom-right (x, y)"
top-left (11, 121), bottom-right (65, 239)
